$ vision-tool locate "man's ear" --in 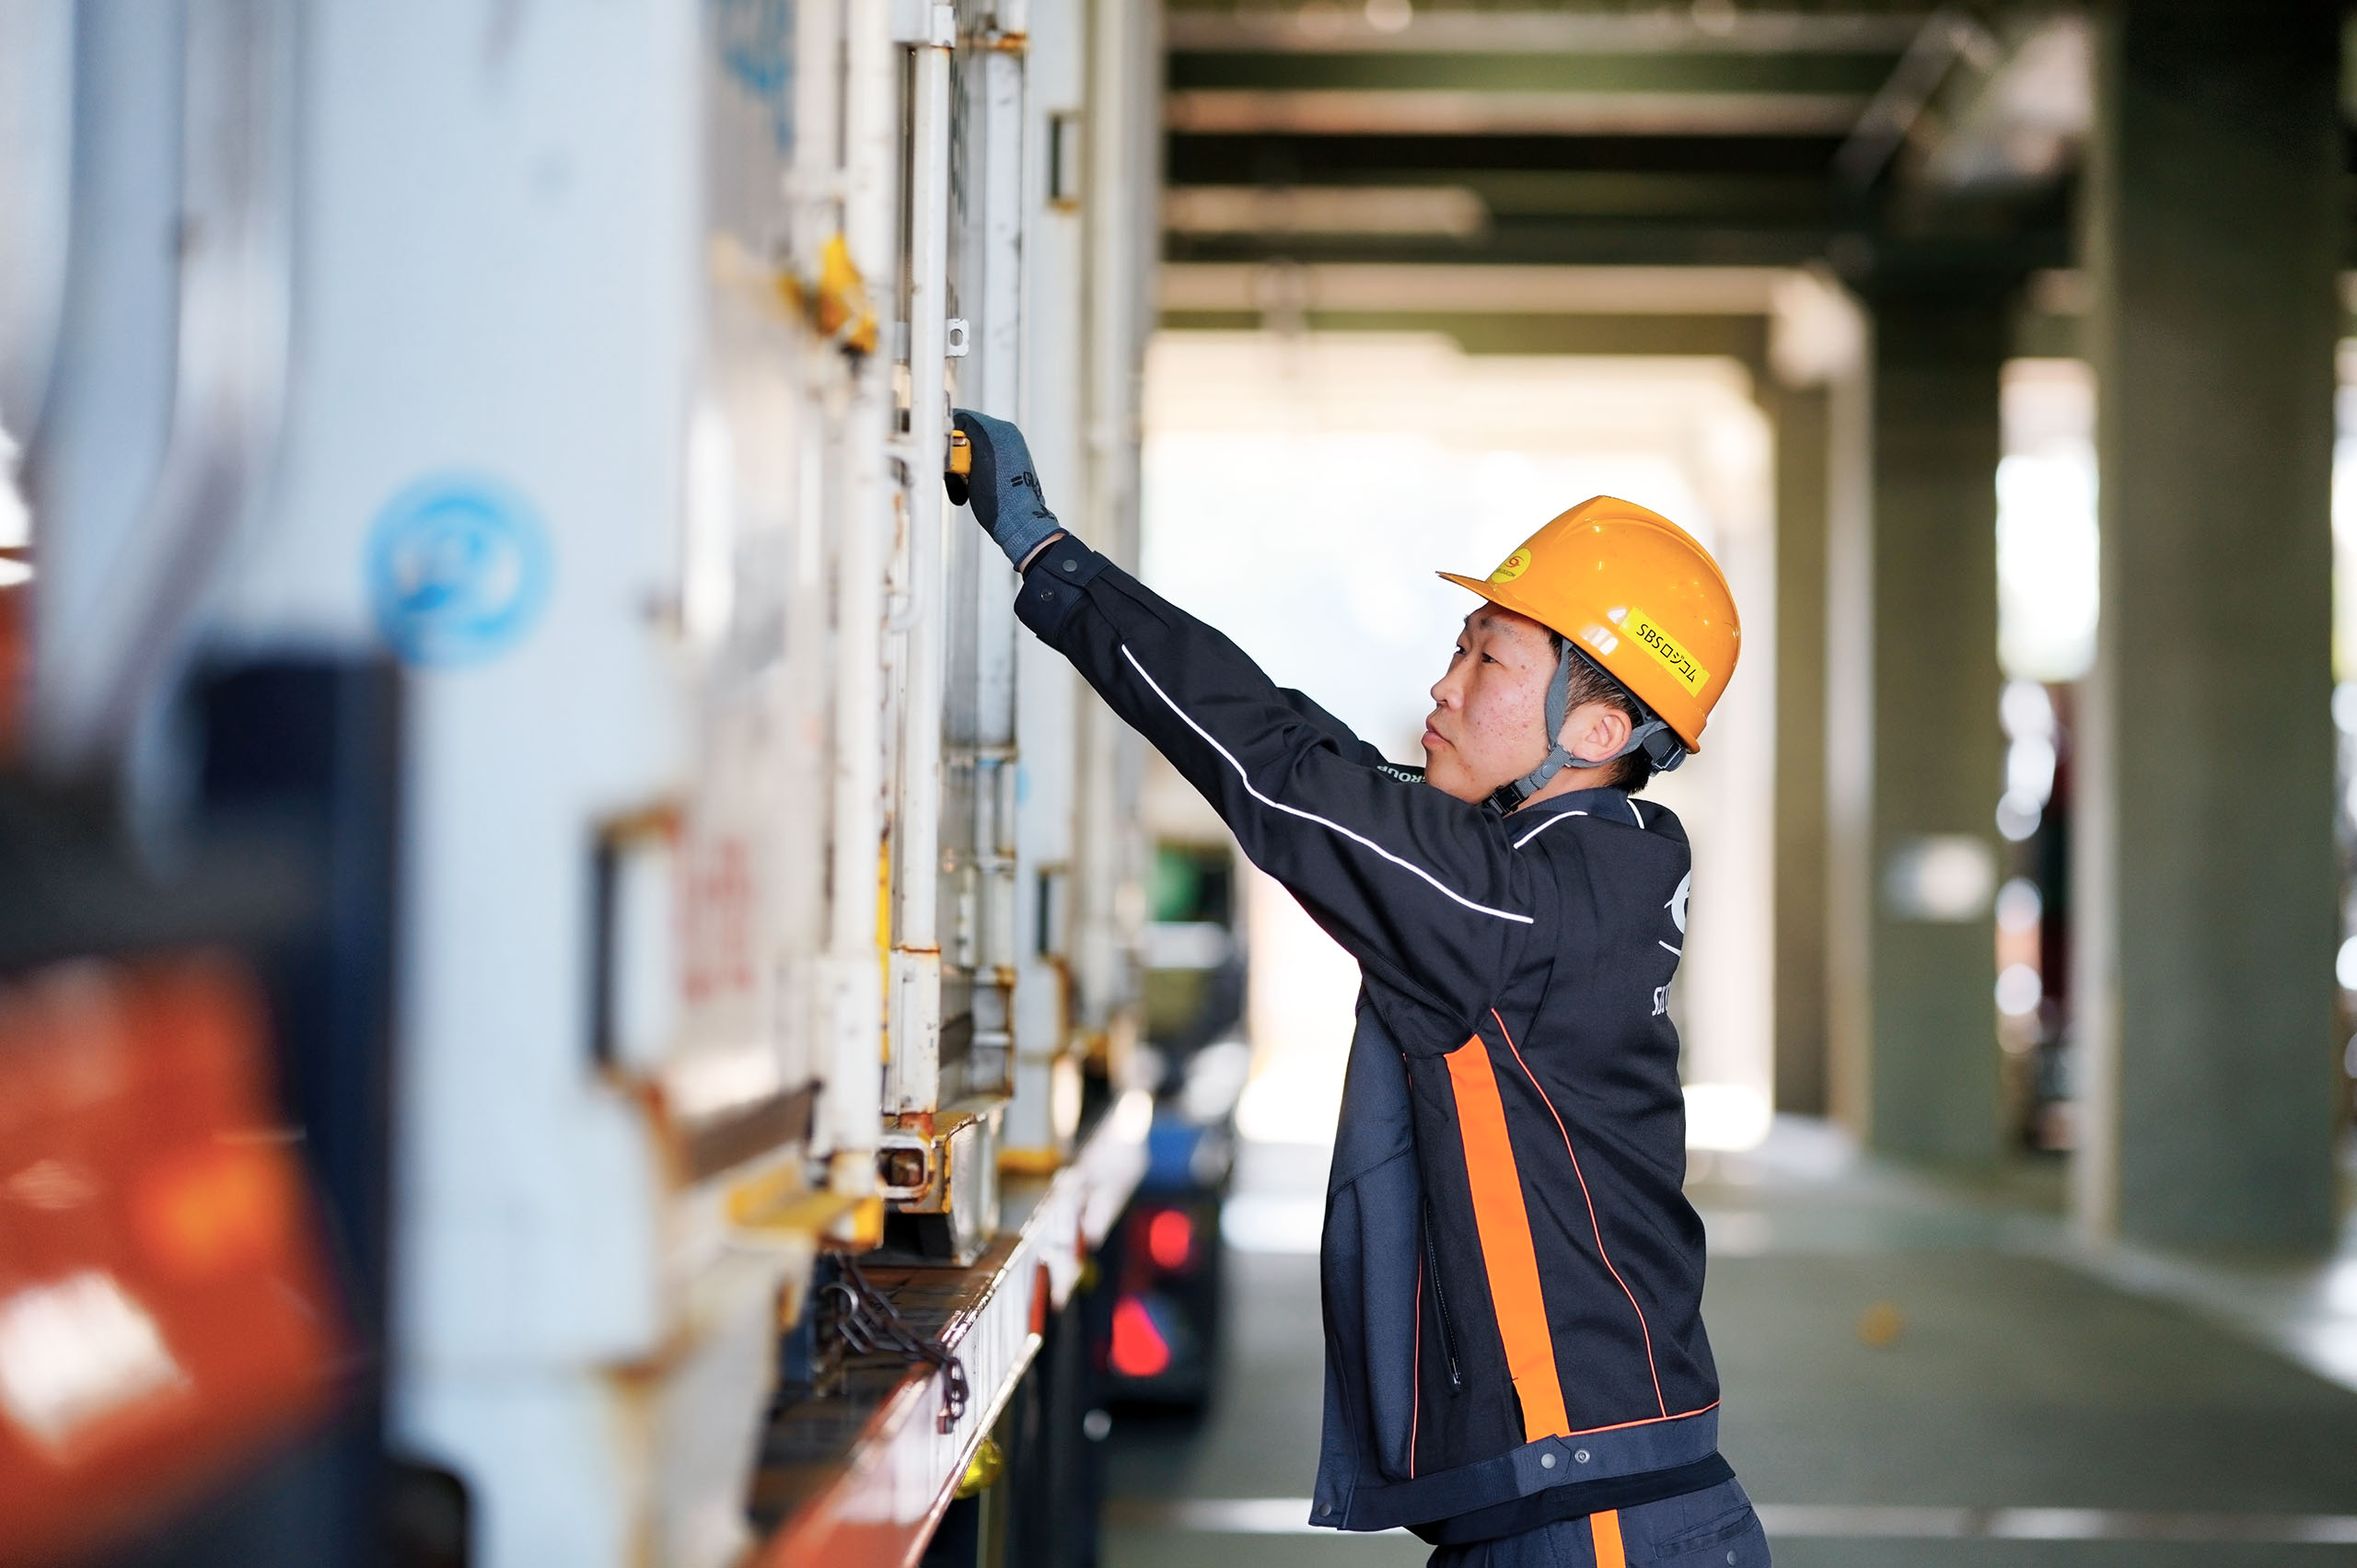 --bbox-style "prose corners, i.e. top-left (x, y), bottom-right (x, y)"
top-left (1562, 700), bottom-right (1633, 764)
